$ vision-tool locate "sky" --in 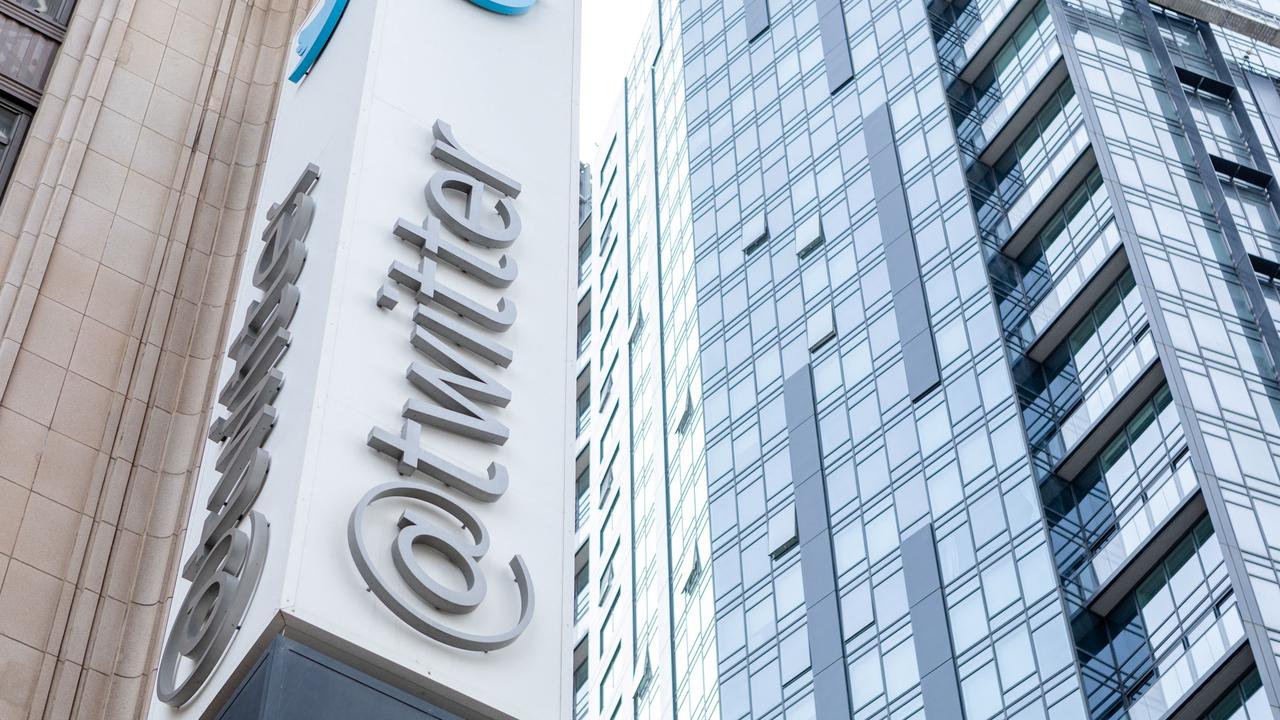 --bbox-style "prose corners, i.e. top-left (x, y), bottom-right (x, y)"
top-left (579, 0), bottom-right (652, 160)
